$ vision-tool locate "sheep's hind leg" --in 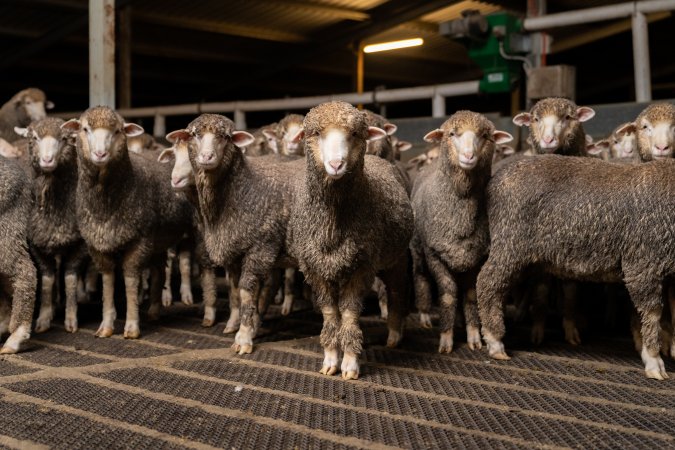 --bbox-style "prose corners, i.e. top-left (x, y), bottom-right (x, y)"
top-left (224, 265), bottom-right (241, 334)
top-left (562, 281), bottom-right (581, 345)
top-left (281, 268), bottom-right (296, 316)
top-left (35, 271), bottom-right (56, 333)
top-left (668, 284), bottom-right (675, 359)
top-left (201, 266), bottom-right (217, 327)
top-left (380, 255), bottom-right (409, 348)
top-left (464, 286), bottom-right (482, 350)
top-left (95, 271), bottom-right (116, 337)
top-left (178, 249), bottom-right (193, 305)
top-left (411, 238), bottom-right (433, 329)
